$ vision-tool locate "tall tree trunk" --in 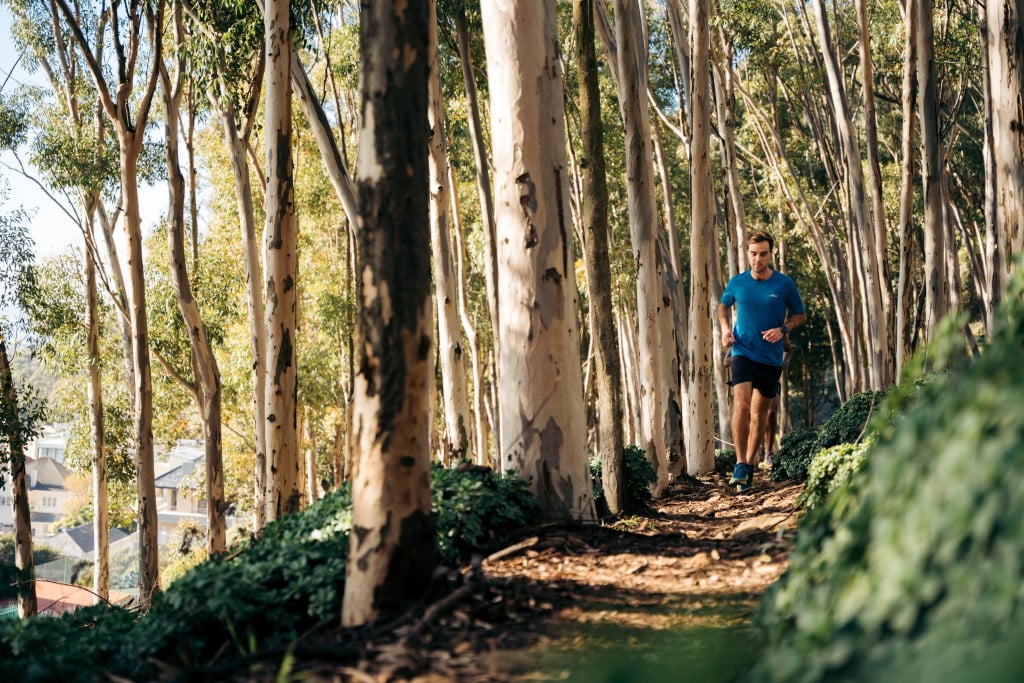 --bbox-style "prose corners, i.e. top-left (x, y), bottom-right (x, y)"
top-left (481, 0), bottom-right (596, 522)
top-left (449, 167), bottom-right (490, 466)
top-left (811, 0), bottom-right (887, 391)
top-left (985, 0), bottom-right (1024, 301)
top-left (264, 0), bottom-right (301, 521)
top-left (161, 63), bottom-right (227, 555)
top-left (916, 0), bottom-right (950, 339)
top-left (207, 60), bottom-right (268, 528)
top-left (980, 1), bottom-right (1000, 335)
top-left (896, 0), bottom-right (919, 378)
top-left (575, 0), bottom-right (625, 514)
top-left (428, 0), bottom-right (472, 465)
top-left (856, 0), bottom-right (895, 387)
top-left (686, 0), bottom-right (716, 476)
top-left (55, 0), bottom-right (163, 610)
top-left (0, 337), bottom-right (37, 618)
top-left (711, 32), bottom-right (747, 282)
top-left (84, 214), bottom-right (110, 602)
top-left (453, 6), bottom-right (501, 457)
top-left (611, 0), bottom-right (685, 489)
top-left (342, 0), bottom-right (435, 626)
top-left (121, 143), bottom-right (161, 607)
